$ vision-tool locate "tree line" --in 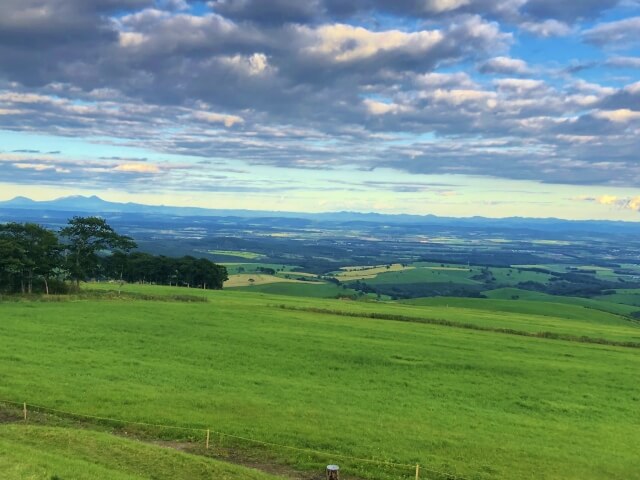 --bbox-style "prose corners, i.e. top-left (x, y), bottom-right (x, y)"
top-left (0, 216), bottom-right (228, 294)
